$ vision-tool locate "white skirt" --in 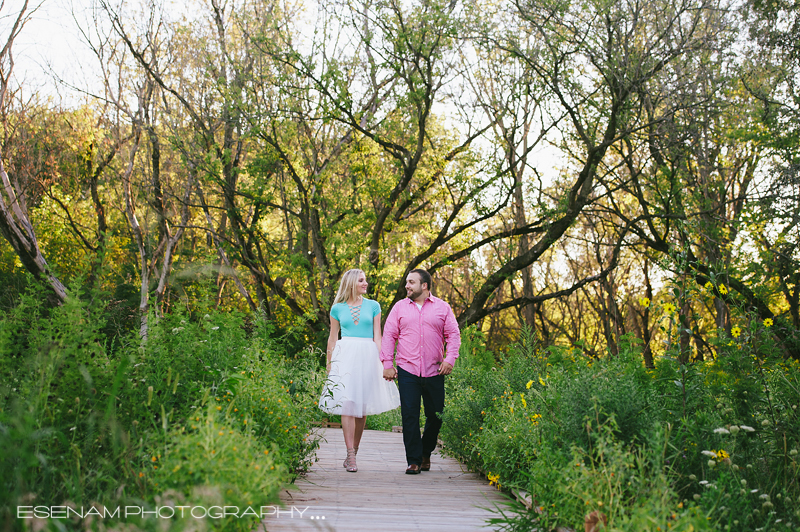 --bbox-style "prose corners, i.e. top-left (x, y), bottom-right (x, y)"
top-left (319, 337), bottom-right (401, 417)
